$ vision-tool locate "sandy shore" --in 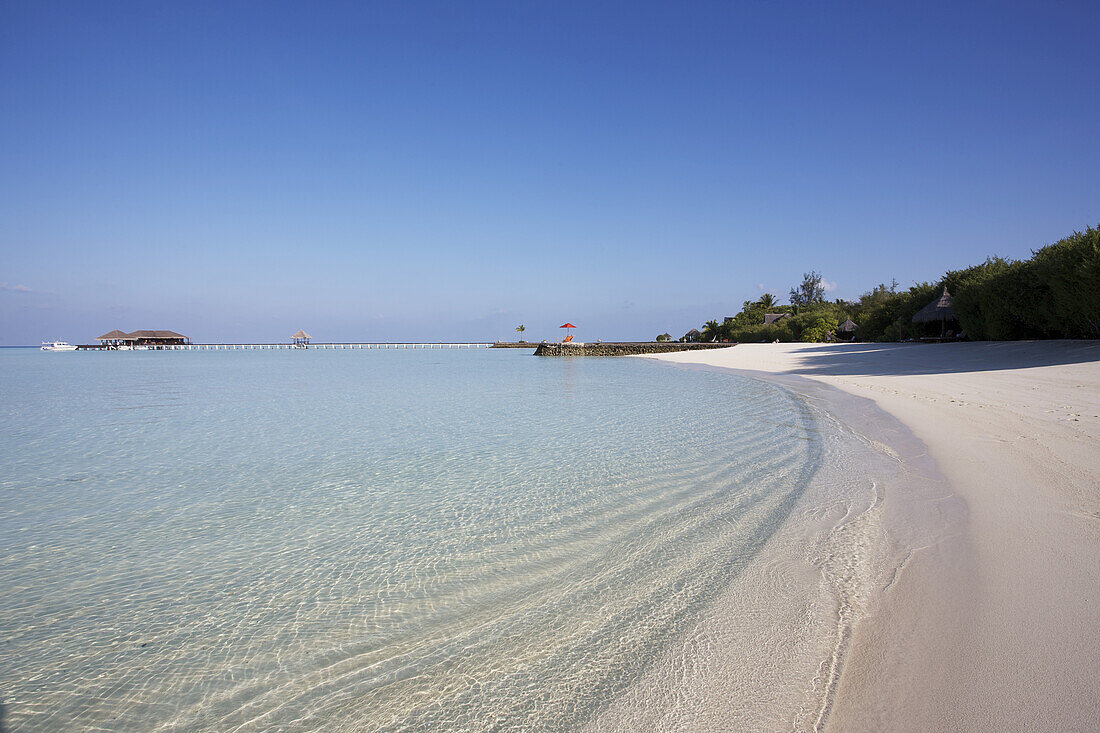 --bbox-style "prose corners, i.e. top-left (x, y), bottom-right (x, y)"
top-left (648, 341), bottom-right (1100, 732)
